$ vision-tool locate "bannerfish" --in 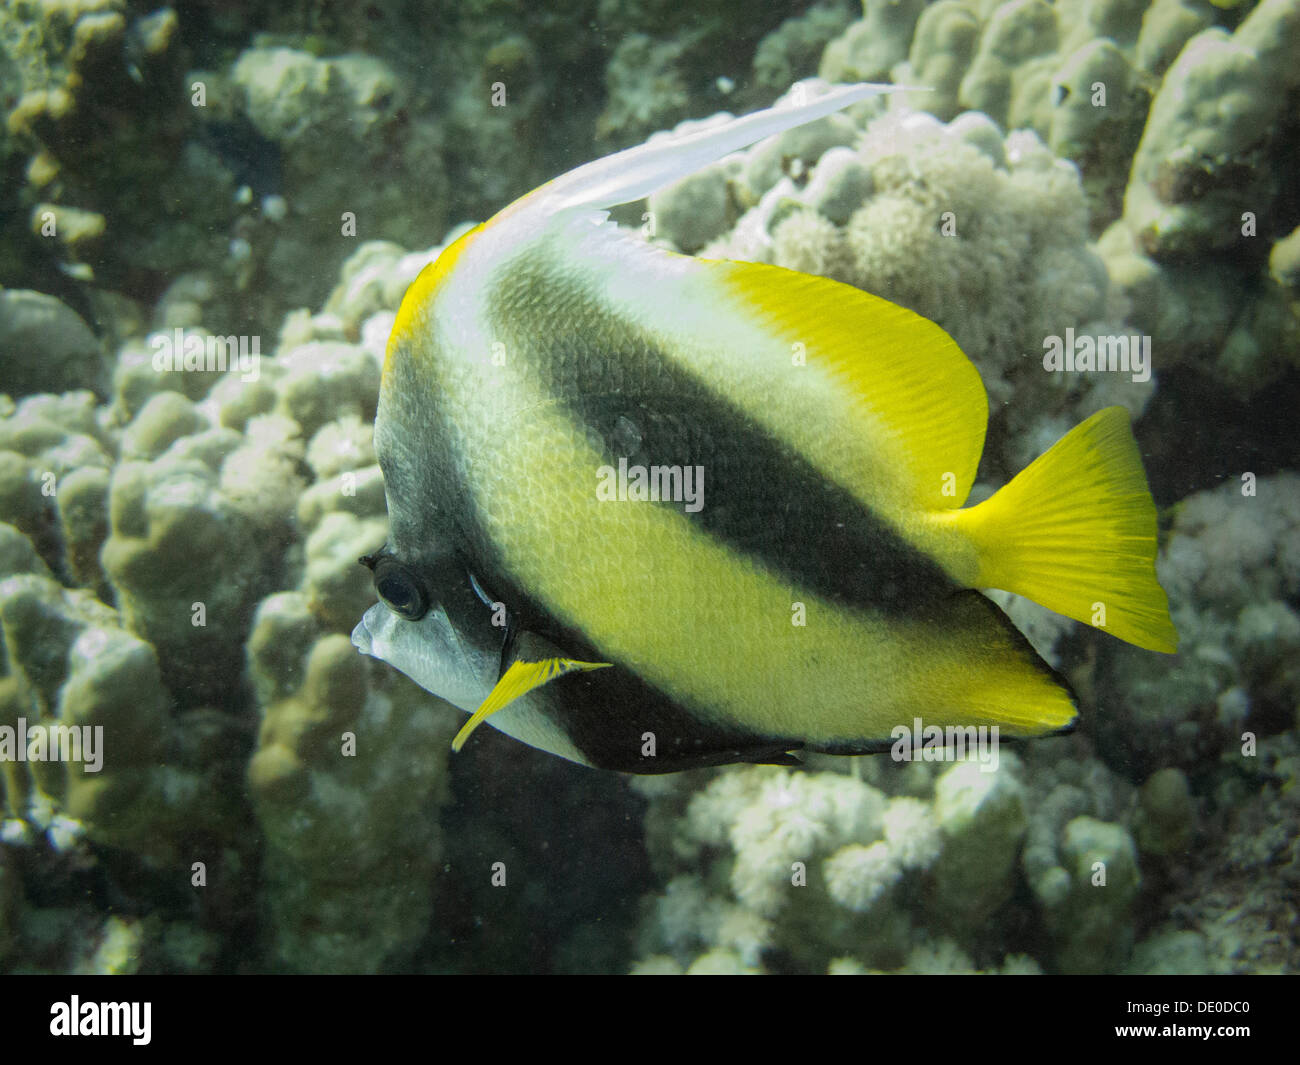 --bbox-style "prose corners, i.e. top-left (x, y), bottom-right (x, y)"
top-left (351, 82), bottom-right (1178, 774)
